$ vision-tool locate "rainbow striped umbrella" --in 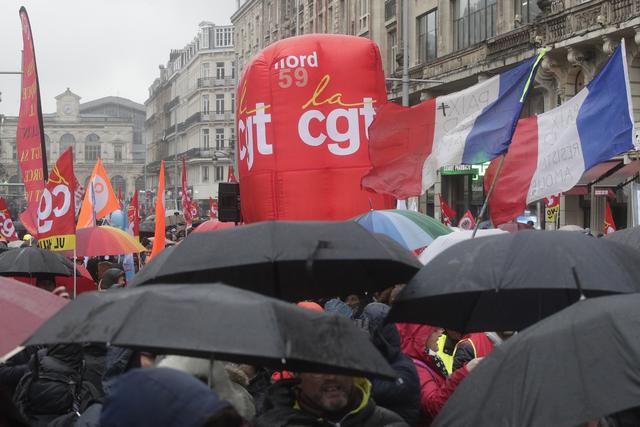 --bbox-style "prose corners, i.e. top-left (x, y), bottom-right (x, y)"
top-left (354, 210), bottom-right (452, 251)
